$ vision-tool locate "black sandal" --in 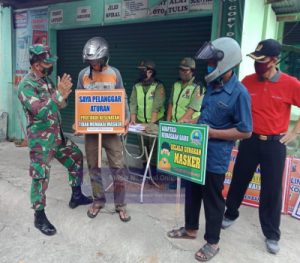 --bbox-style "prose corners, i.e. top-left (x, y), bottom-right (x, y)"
top-left (195, 243), bottom-right (220, 262)
top-left (115, 206), bottom-right (131, 222)
top-left (167, 227), bottom-right (197, 239)
top-left (87, 202), bottom-right (104, 219)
